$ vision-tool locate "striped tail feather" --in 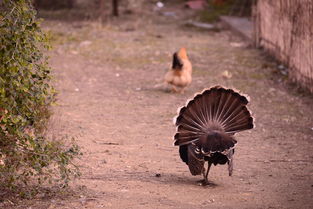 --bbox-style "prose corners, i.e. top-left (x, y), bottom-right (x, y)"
top-left (174, 86), bottom-right (254, 146)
